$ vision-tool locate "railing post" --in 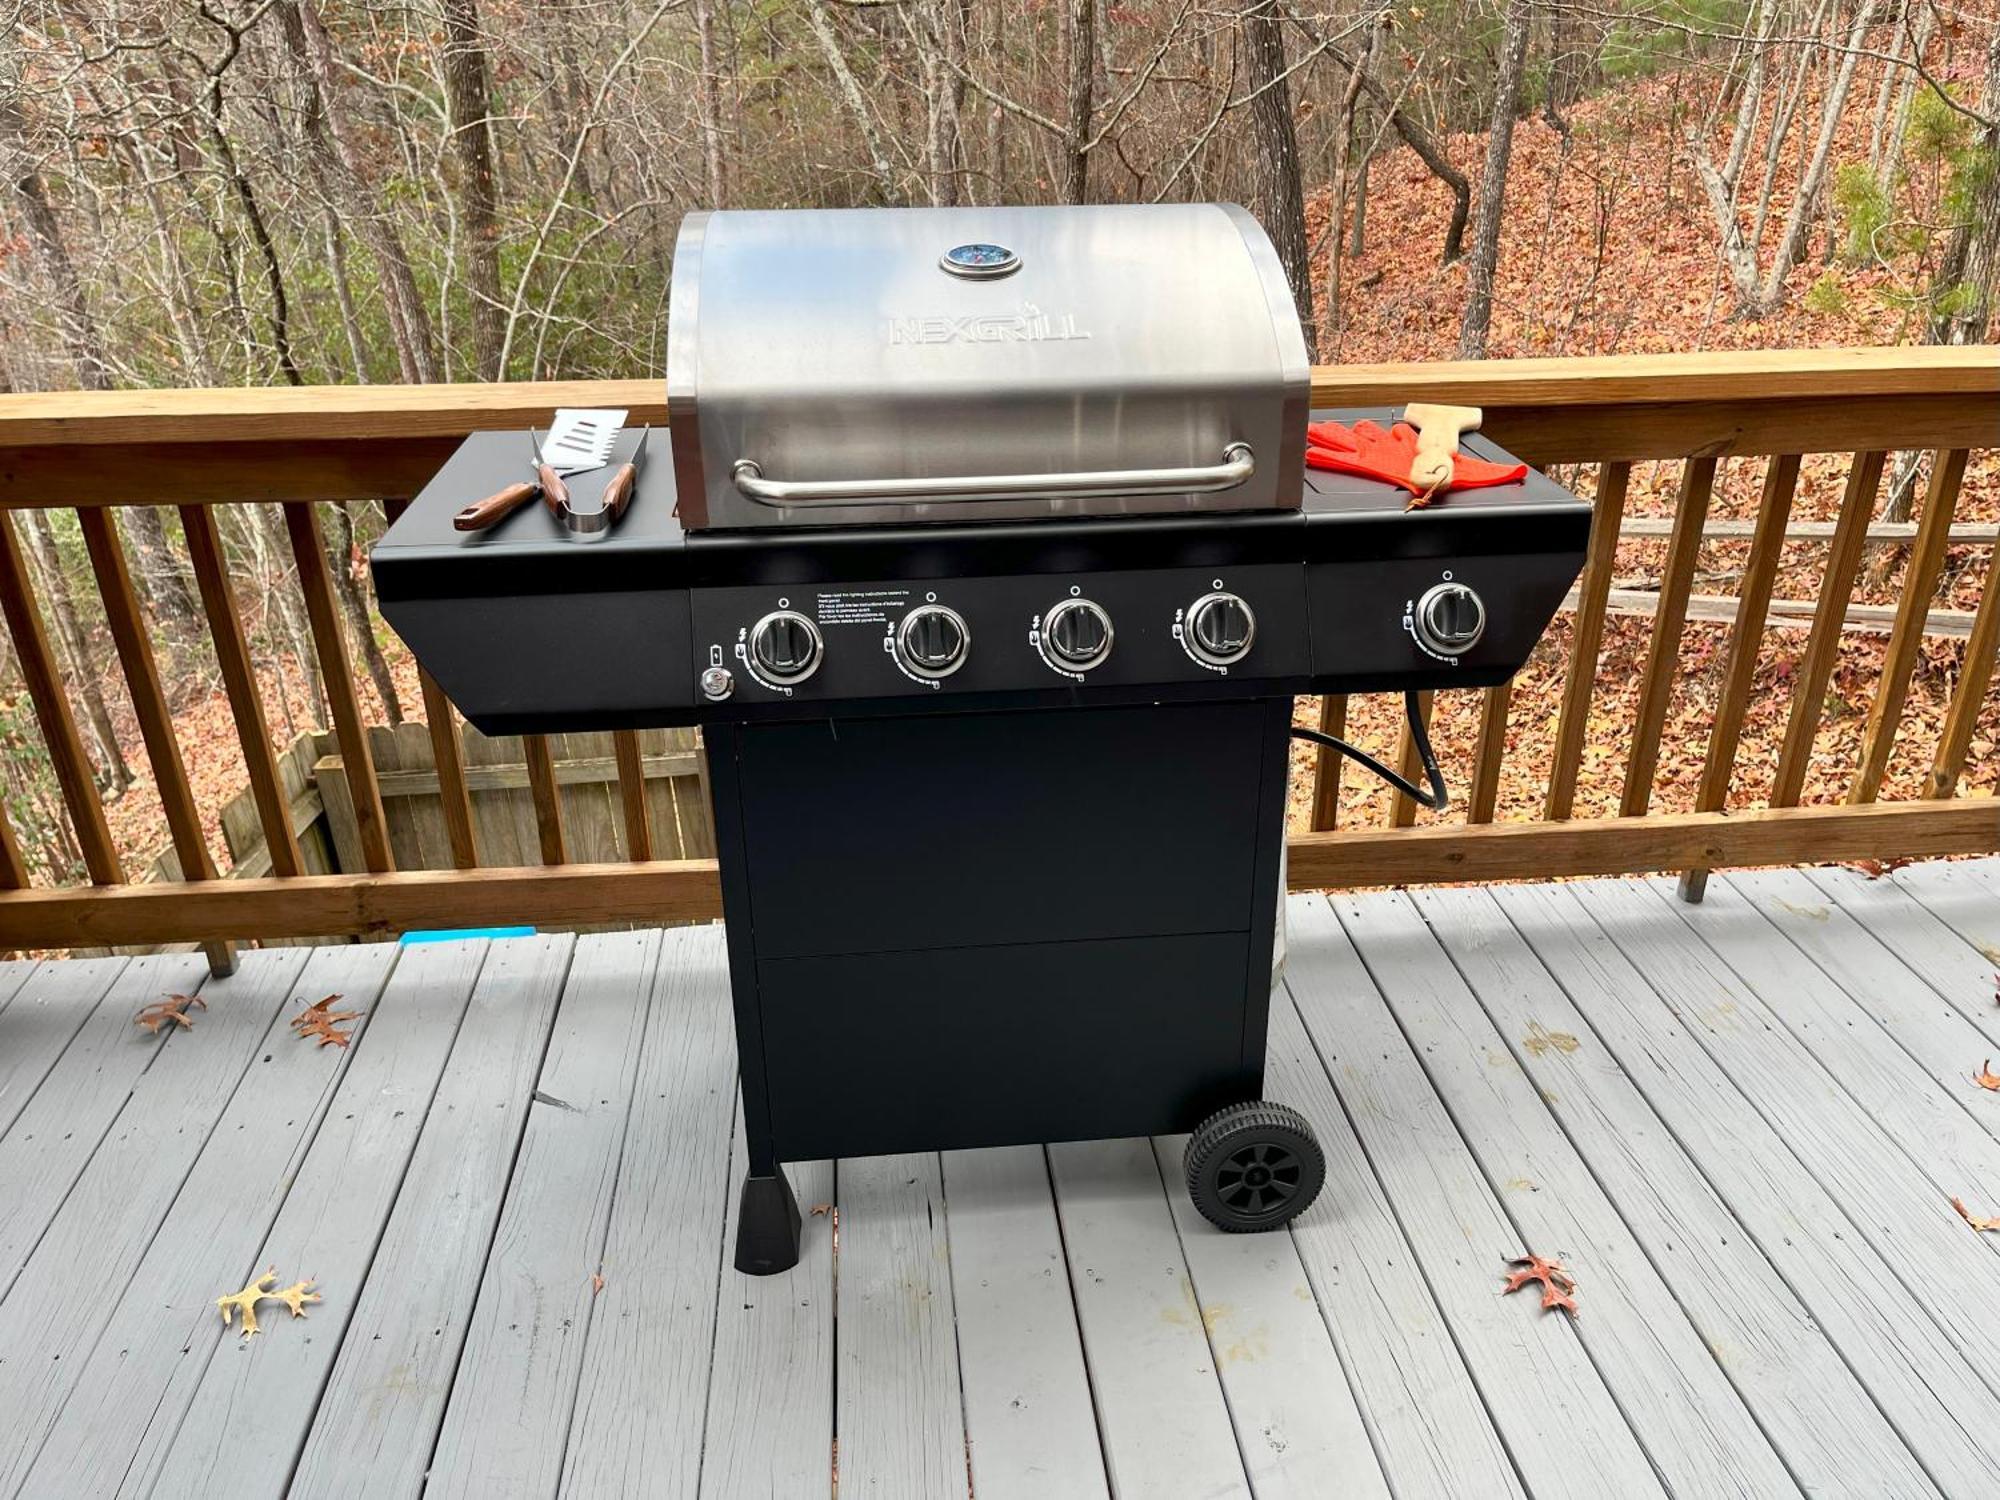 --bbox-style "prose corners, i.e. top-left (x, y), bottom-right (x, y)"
top-left (1677, 454), bottom-right (1801, 903)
